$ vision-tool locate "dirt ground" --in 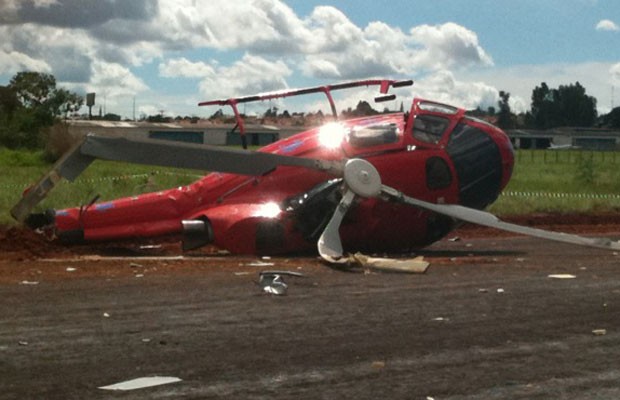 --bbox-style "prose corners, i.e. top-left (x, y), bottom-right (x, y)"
top-left (2, 214), bottom-right (620, 399)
